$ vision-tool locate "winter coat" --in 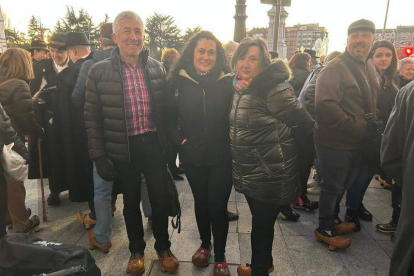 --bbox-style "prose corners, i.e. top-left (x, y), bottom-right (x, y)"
top-left (229, 60), bottom-right (314, 205)
top-left (395, 74), bottom-right (414, 89)
top-left (298, 66), bottom-right (324, 120)
top-left (85, 47), bottom-right (167, 163)
top-left (0, 103), bottom-right (29, 161)
top-left (377, 84), bottom-right (398, 125)
top-left (381, 81), bottom-right (414, 276)
top-left (288, 68), bottom-right (310, 97)
top-left (314, 50), bottom-right (381, 150)
top-left (0, 75), bottom-right (40, 140)
top-left (72, 48), bottom-right (114, 110)
top-left (165, 69), bottom-right (233, 166)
